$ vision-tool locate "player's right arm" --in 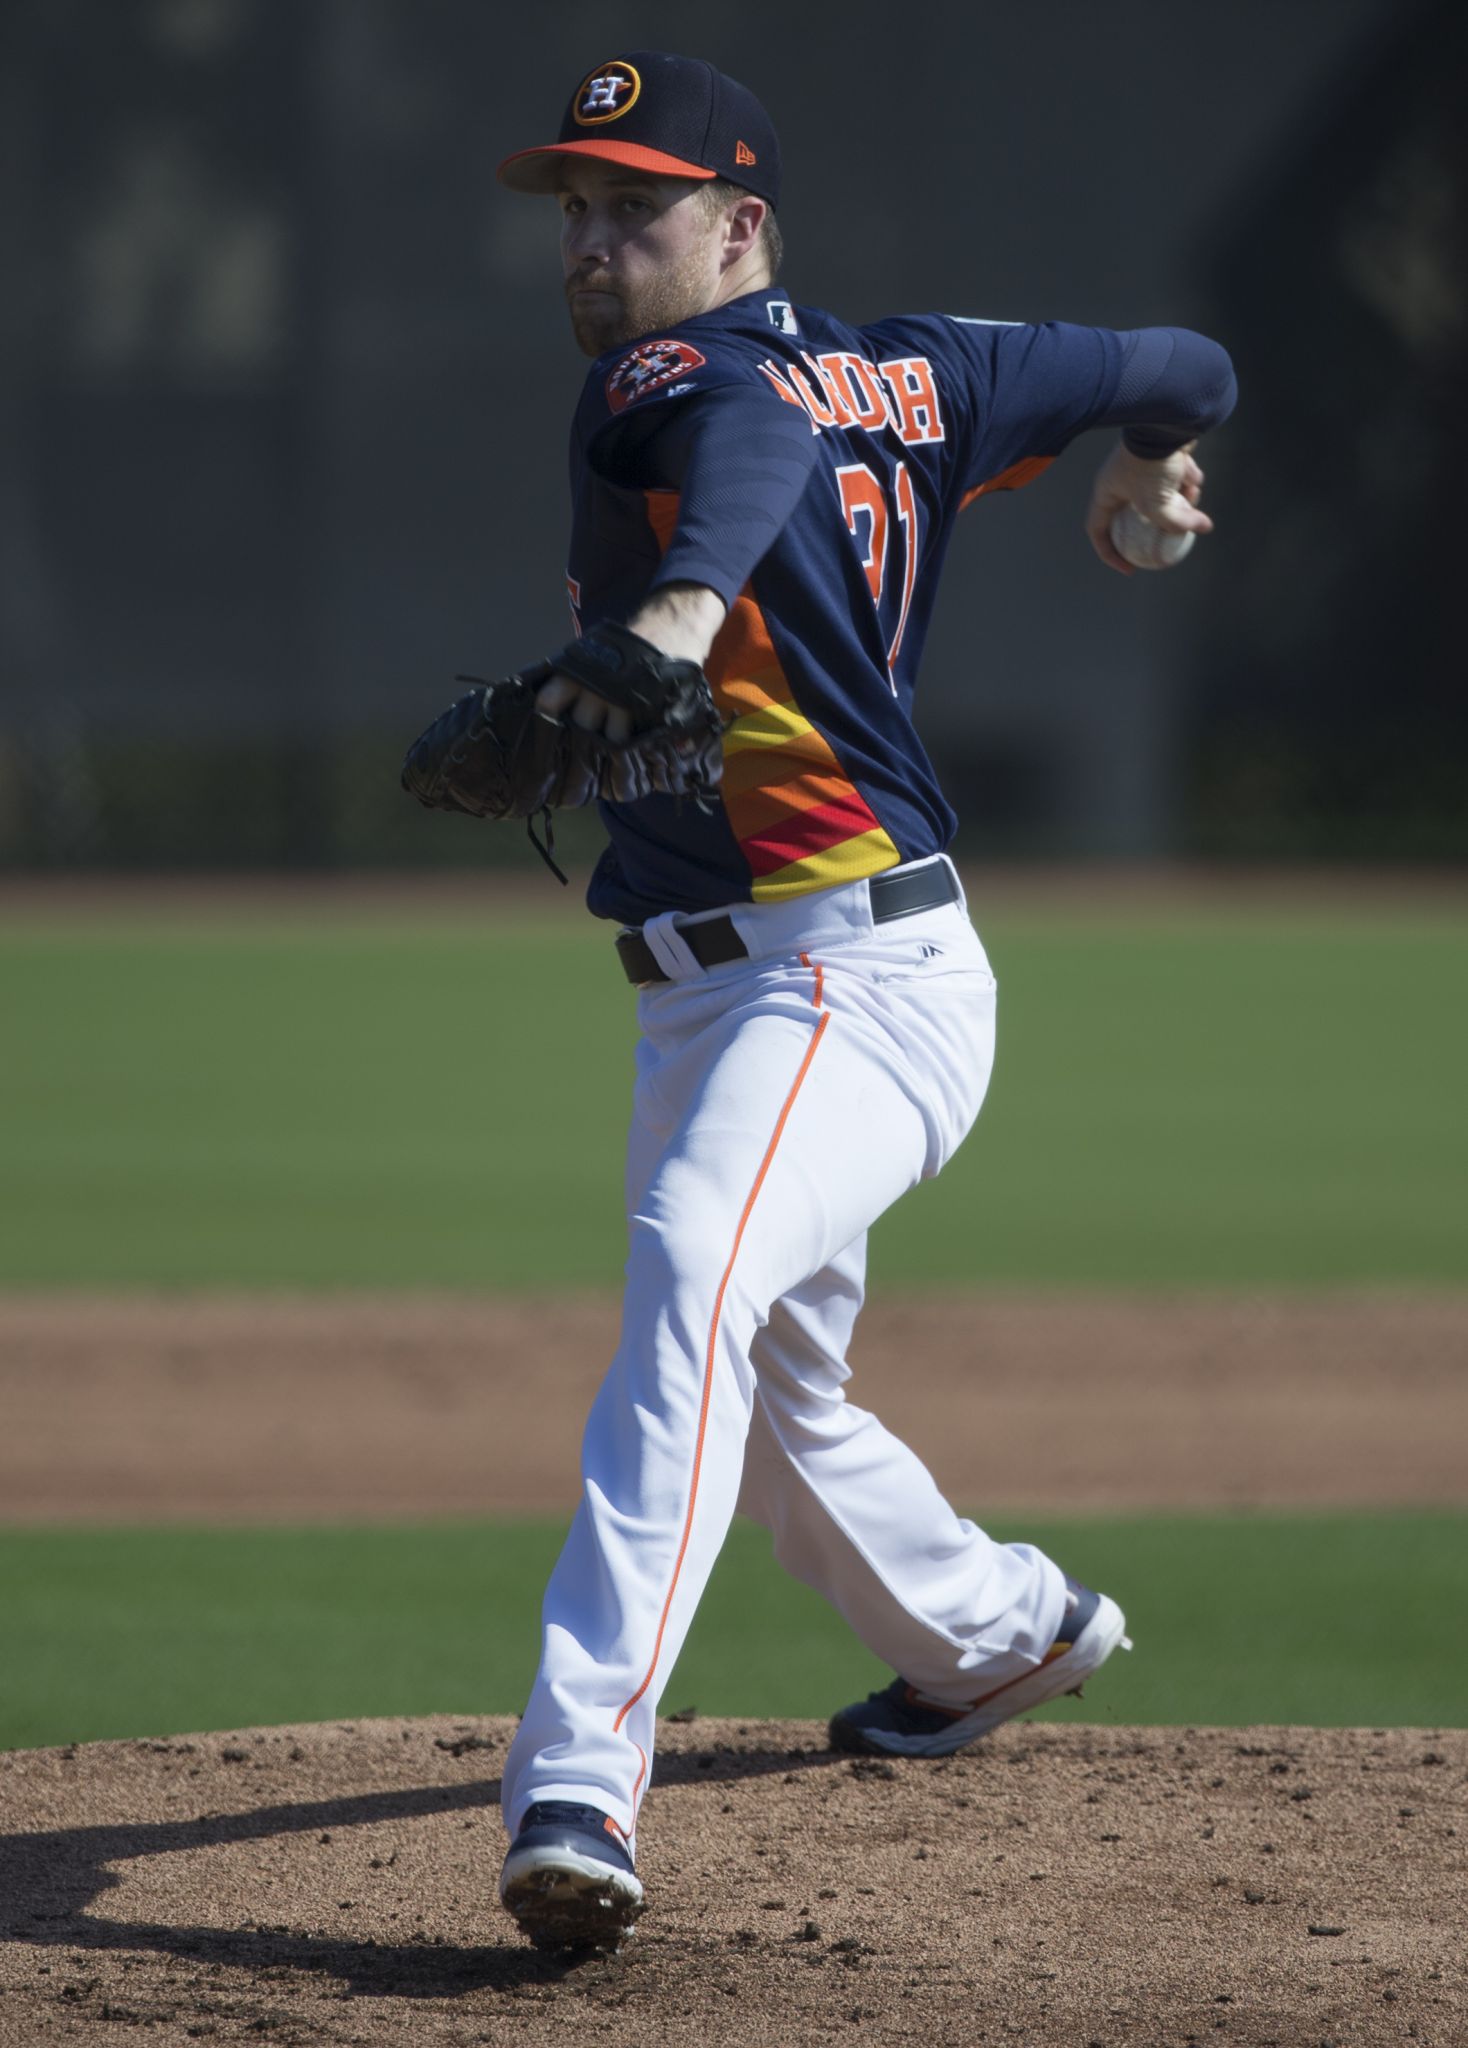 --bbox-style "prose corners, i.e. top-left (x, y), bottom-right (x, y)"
top-left (1083, 439), bottom-right (1211, 576)
top-left (1081, 323), bottom-right (1234, 572)
top-left (903, 313), bottom-right (1235, 570)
